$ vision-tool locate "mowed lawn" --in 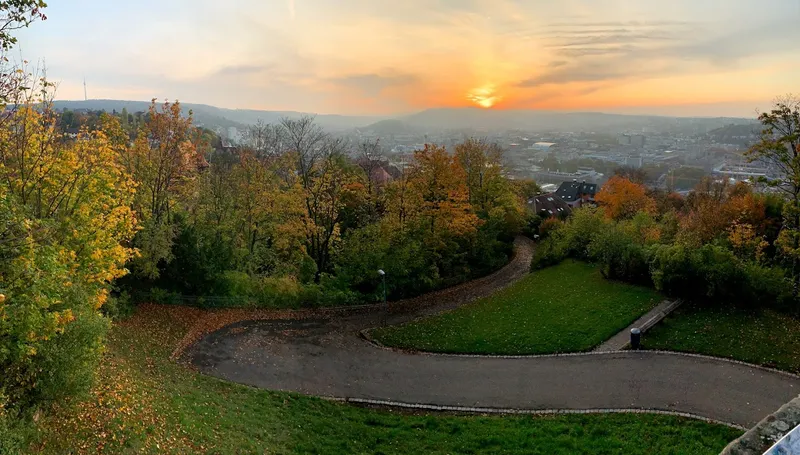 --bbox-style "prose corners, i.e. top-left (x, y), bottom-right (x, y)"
top-left (643, 304), bottom-right (800, 373)
top-left (26, 304), bottom-right (741, 454)
top-left (371, 260), bottom-right (663, 355)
